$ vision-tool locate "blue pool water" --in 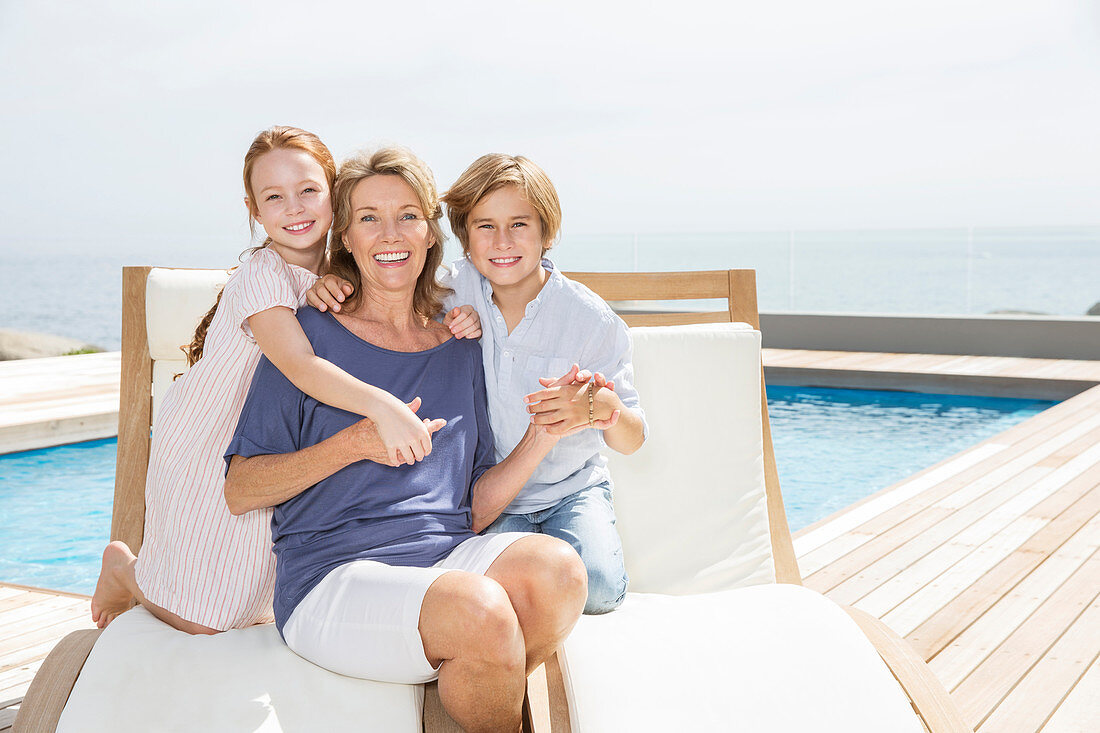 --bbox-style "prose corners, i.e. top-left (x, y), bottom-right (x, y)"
top-left (0, 388), bottom-right (1054, 594)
